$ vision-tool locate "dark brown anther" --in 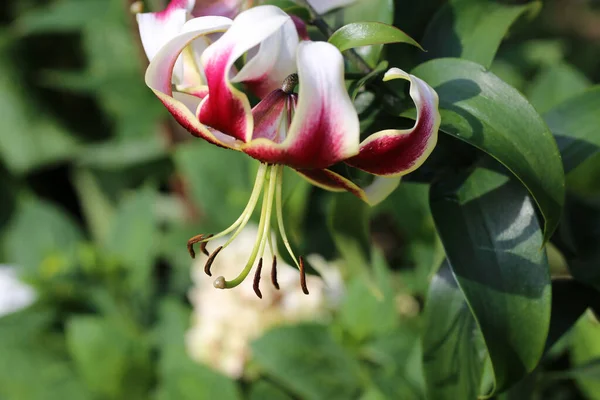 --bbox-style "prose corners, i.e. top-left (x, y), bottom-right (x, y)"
top-left (187, 234), bottom-right (213, 258)
top-left (204, 246), bottom-right (223, 276)
top-left (253, 258), bottom-right (263, 299)
top-left (299, 256), bottom-right (309, 295)
top-left (281, 73), bottom-right (298, 94)
top-left (199, 234), bottom-right (213, 256)
top-left (271, 255), bottom-right (280, 290)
